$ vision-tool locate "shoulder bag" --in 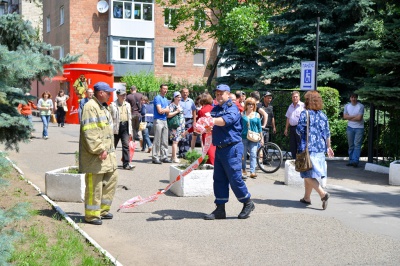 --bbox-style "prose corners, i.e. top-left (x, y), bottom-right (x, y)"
top-left (246, 113), bottom-right (261, 142)
top-left (167, 105), bottom-right (181, 129)
top-left (295, 110), bottom-right (313, 172)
